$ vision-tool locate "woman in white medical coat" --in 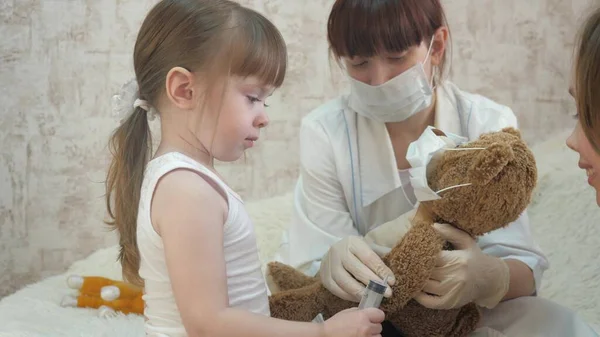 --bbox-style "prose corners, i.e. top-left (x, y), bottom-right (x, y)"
top-left (275, 0), bottom-right (598, 336)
